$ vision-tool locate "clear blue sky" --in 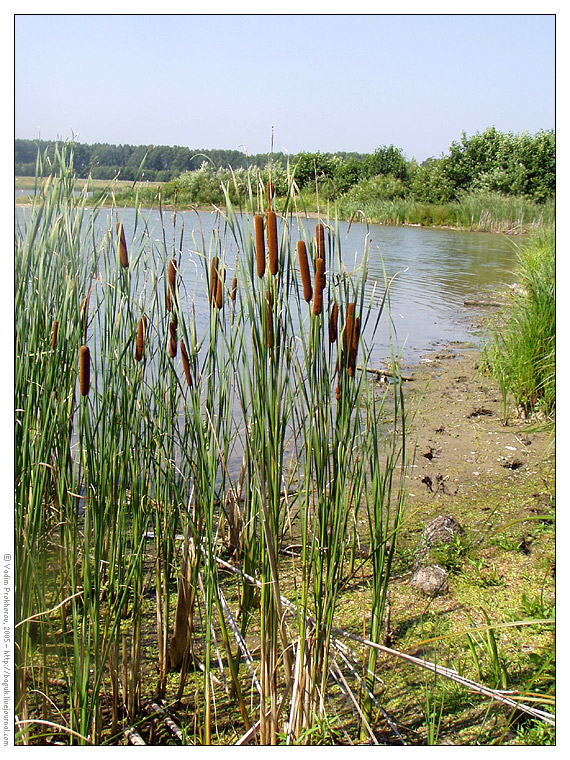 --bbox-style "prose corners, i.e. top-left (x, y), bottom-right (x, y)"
top-left (15, 13), bottom-right (555, 161)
